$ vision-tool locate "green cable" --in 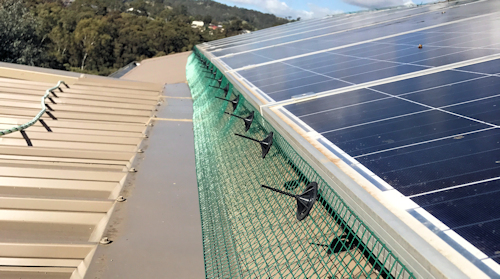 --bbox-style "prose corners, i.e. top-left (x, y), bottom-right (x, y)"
top-left (0, 80), bottom-right (67, 136)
